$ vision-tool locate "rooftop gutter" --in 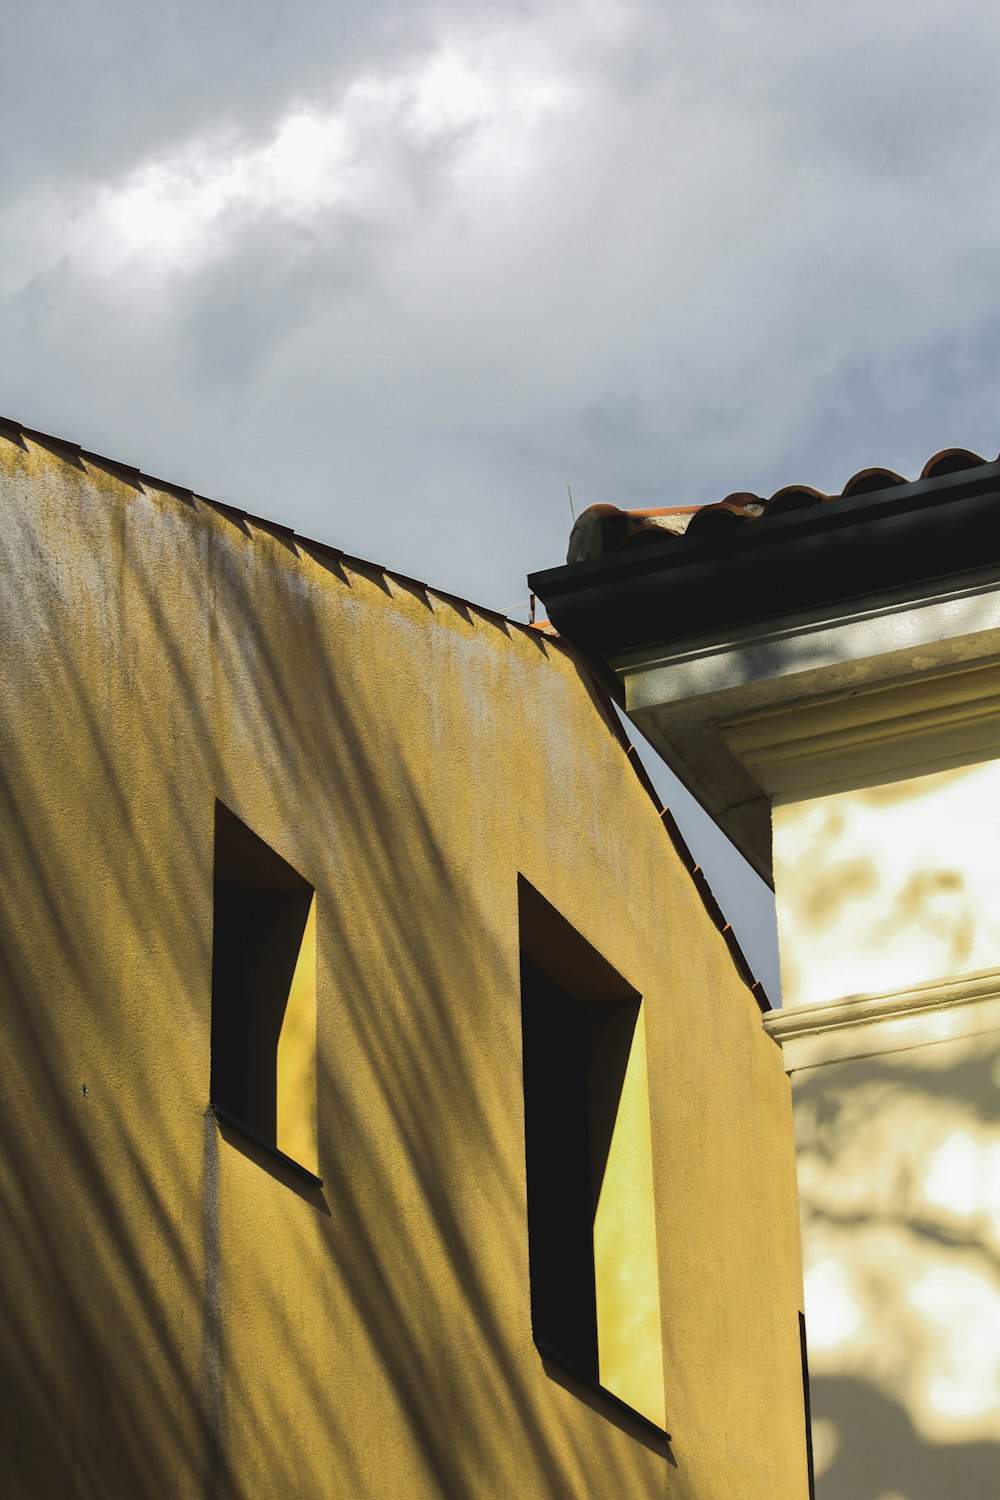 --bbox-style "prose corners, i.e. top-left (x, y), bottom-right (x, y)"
top-left (528, 460), bottom-right (1000, 663)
